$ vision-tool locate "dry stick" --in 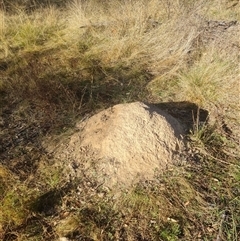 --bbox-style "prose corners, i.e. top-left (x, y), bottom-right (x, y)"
top-left (78, 85), bottom-right (87, 110)
top-left (216, 211), bottom-right (227, 241)
top-left (194, 146), bottom-right (239, 166)
top-left (192, 107), bottom-right (200, 134)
